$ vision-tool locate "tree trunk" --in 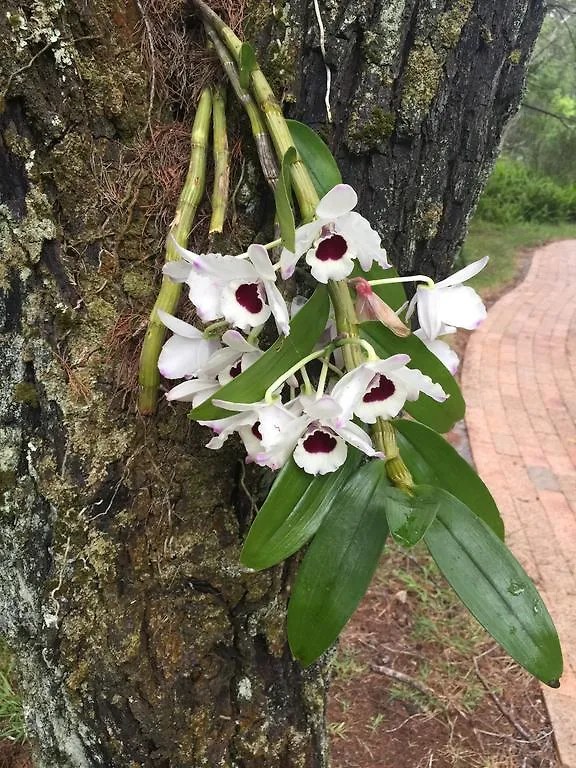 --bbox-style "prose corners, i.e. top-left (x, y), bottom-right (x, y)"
top-left (0, 1), bottom-right (543, 766)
